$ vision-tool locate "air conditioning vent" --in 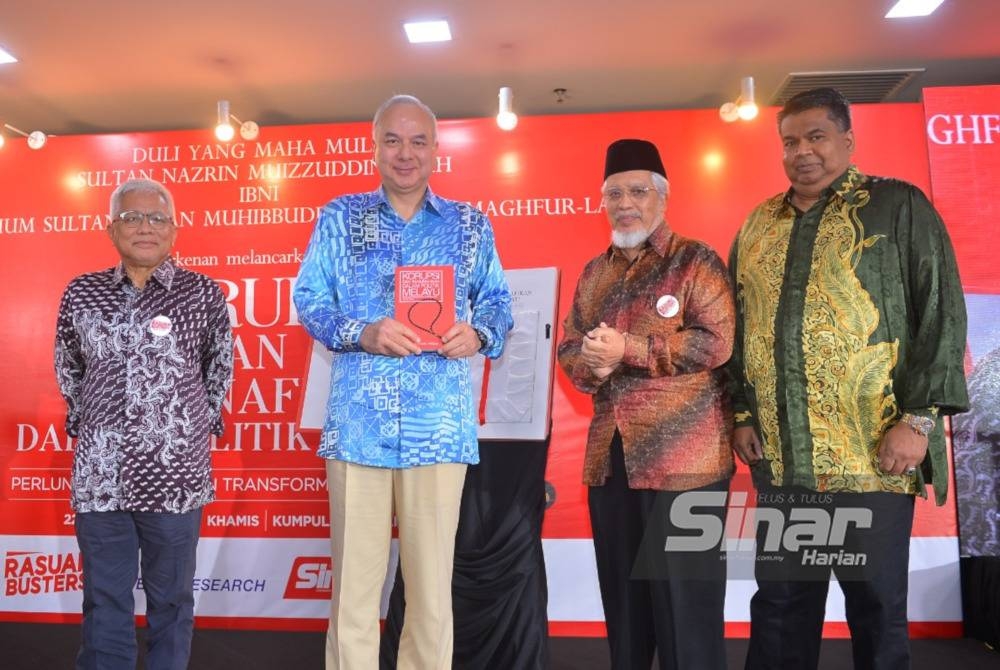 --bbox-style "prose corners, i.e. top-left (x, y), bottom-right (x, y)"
top-left (771, 69), bottom-right (925, 105)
